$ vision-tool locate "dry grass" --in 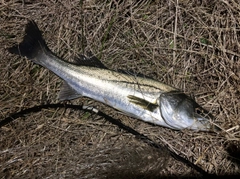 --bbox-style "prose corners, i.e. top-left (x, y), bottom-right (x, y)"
top-left (0, 0), bottom-right (240, 178)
